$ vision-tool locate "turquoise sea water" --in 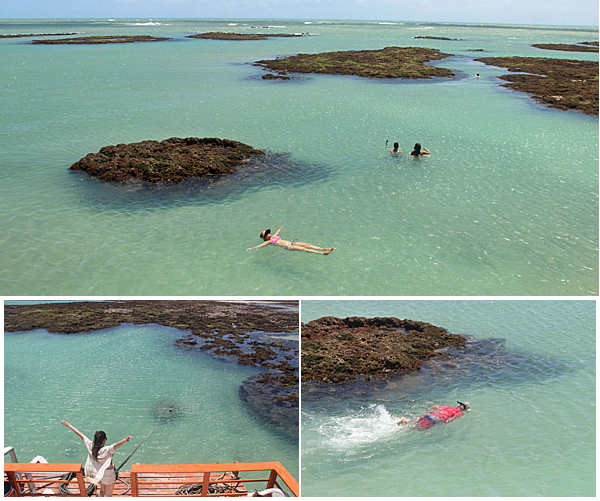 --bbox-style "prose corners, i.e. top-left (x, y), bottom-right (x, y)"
top-left (300, 300), bottom-right (595, 496)
top-left (0, 19), bottom-right (598, 295)
top-left (4, 324), bottom-right (299, 480)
